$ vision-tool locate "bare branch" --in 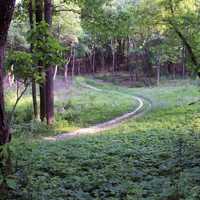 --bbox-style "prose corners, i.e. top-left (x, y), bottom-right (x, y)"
top-left (8, 81), bottom-right (31, 126)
